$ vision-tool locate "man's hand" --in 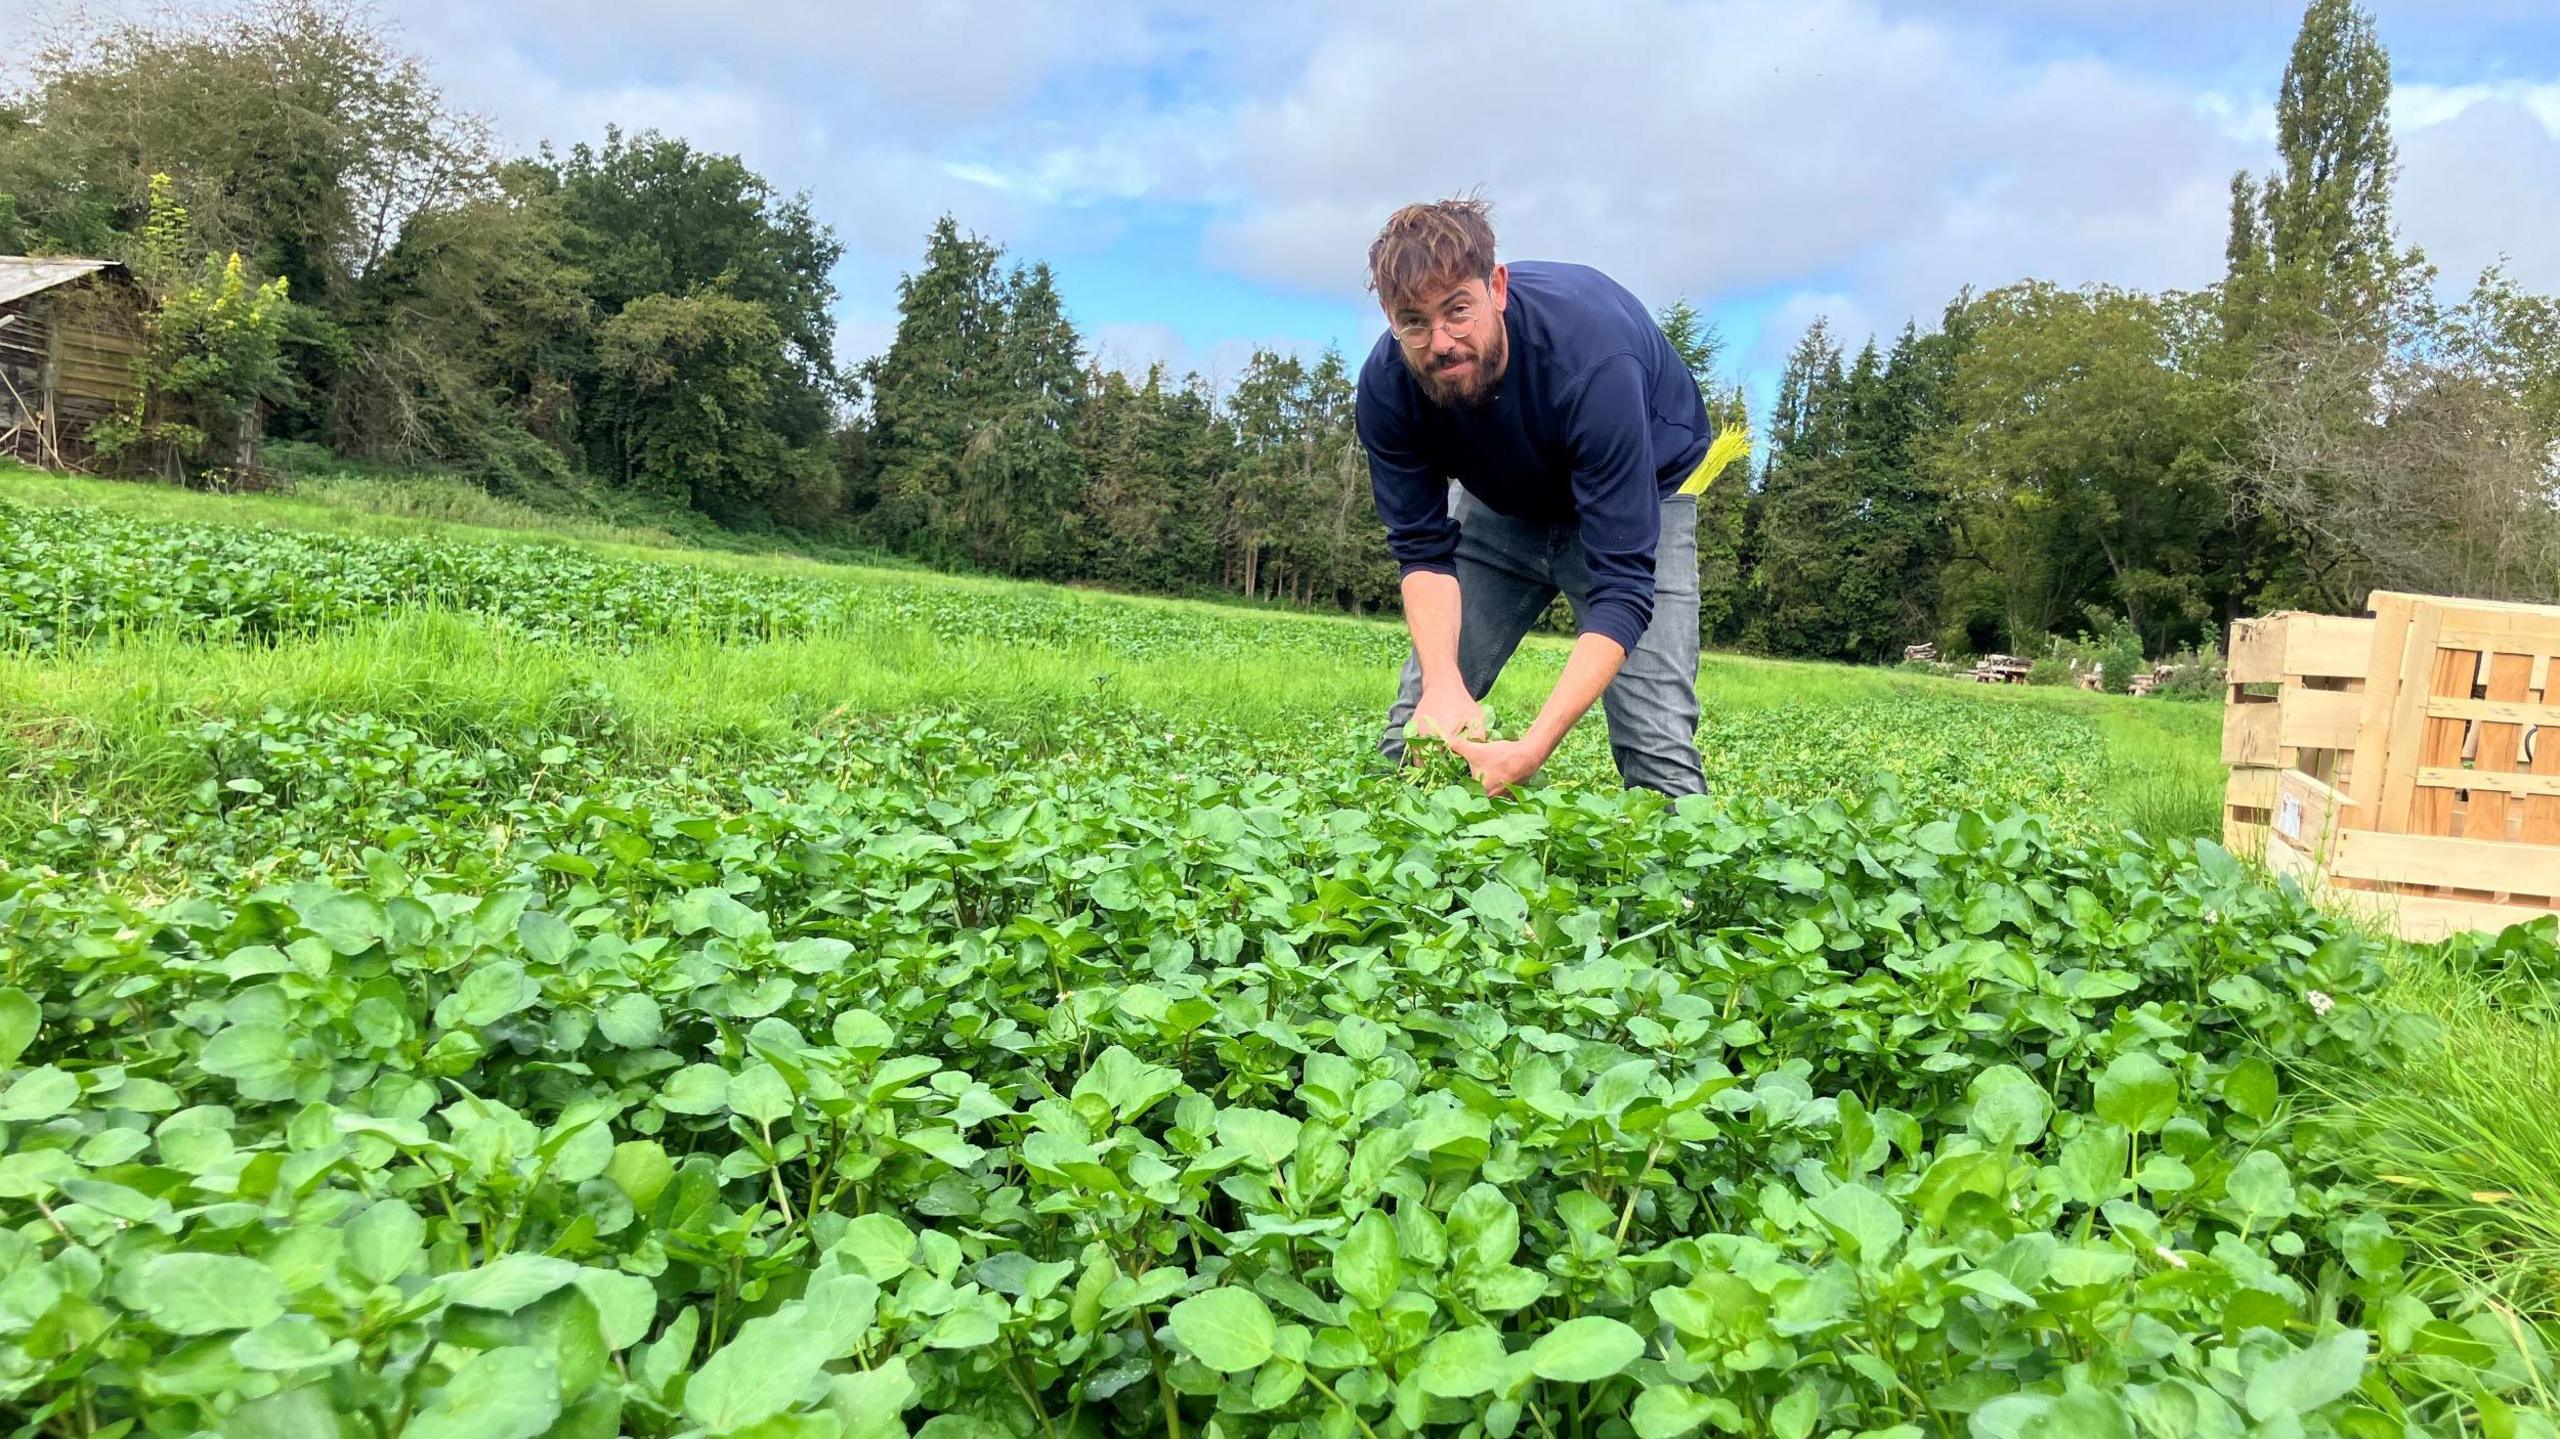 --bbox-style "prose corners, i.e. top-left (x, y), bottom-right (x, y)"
top-left (1449, 735), bottom-right (1550, 797)
top-left (1409, 685), bottom-right (1488, 747)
